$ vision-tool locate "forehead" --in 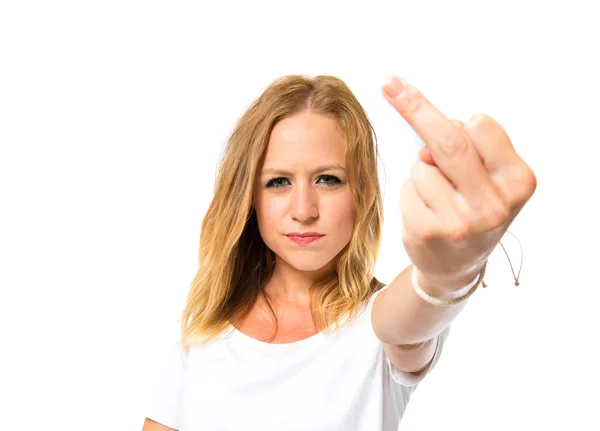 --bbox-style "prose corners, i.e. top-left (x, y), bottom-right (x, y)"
top-left (262, 111), bottom-right (347, 168)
